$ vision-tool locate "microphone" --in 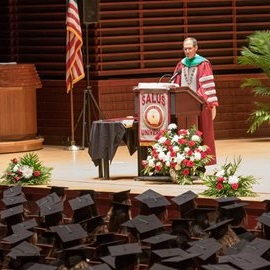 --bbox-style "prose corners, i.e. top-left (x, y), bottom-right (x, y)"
top-left (169, 69), bottom-right (182, 83)
top-left (158, 73), bottom-right (172, 83)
